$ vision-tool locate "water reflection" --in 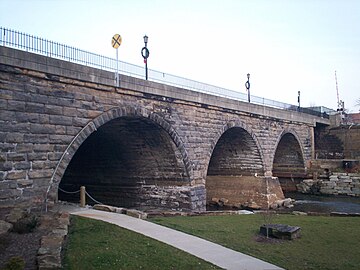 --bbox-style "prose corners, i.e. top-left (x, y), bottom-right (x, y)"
top-left (284, 192), bottom-right (360, 214)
